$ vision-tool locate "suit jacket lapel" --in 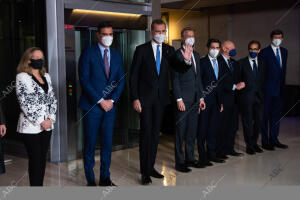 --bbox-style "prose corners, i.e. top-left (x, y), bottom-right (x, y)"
top-left (94, 44), bottom-right (108, 80)
top-left (268, 45), bottom-right (281, 68)
top-left (280, 47), bottom-right (287, 69)
top-left (246, 58), bottom-right (255, 79)
top-left (205, 56), bottom-right (217, 81)
top-left (108, 49), bottom-right (116, 82)
top-left (147, 42), bottom-right (158, 76)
